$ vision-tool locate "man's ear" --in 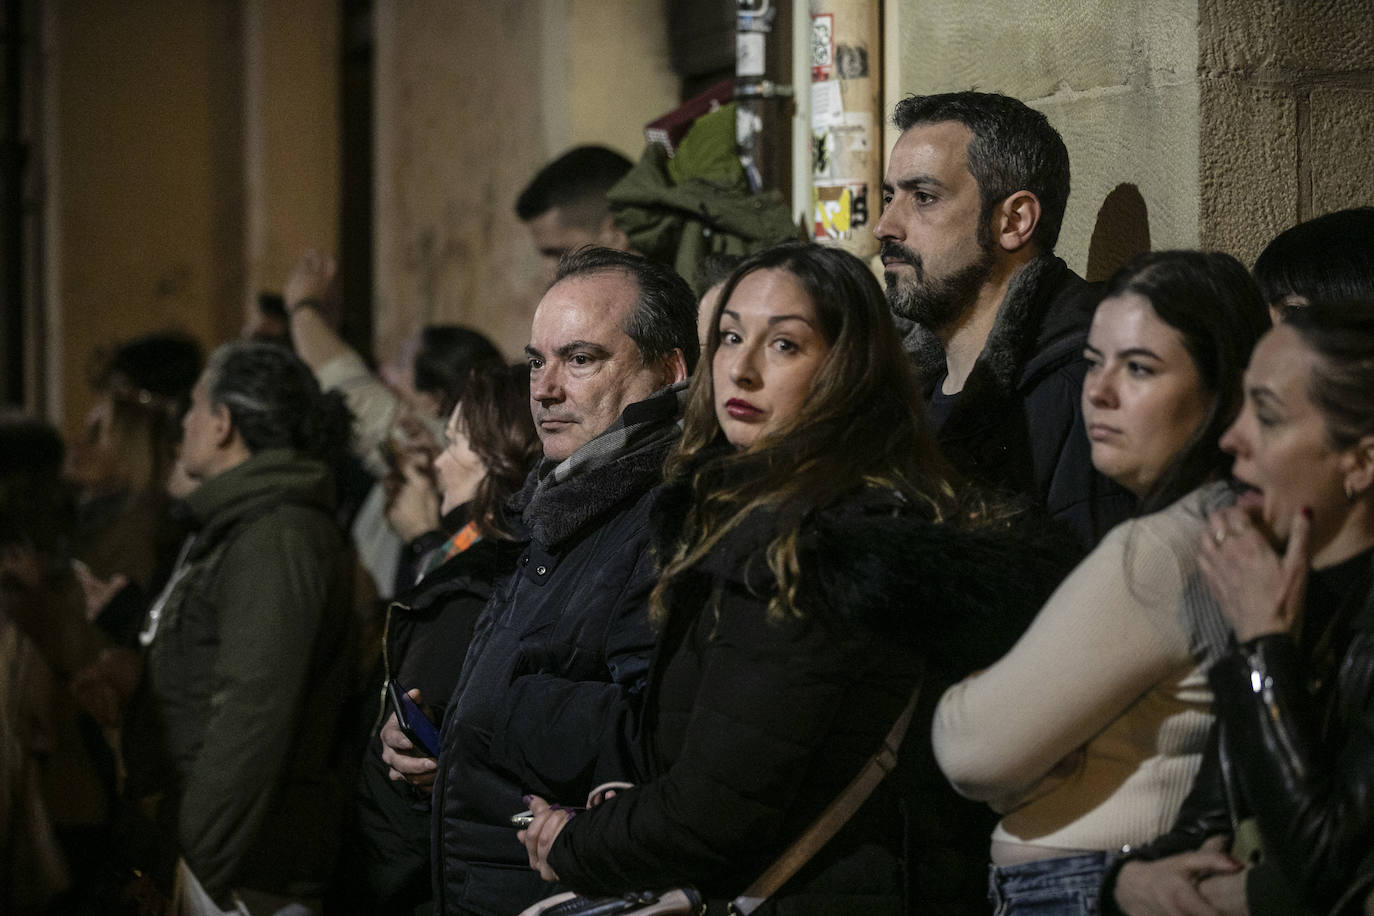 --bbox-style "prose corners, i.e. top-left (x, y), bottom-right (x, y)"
top-left (992, 191), bottom-right (1042, 253)
top-left (595, 215), bottom-right (632, 253)
top-left (662, 349), bottom-right (689, 386)
top-left (211, 403), bottom-right (236, 449)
